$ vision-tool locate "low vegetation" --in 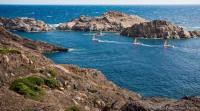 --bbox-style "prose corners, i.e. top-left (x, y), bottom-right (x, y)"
top-left (10, 76), bottom-right (44, 100)
top-left (48, 67), bottom-right (58, 77)
top-left (65, 106), bottom-right (80, 111)
top-left (44, 78), bottom-right (59, 89)
top-left (0, 48), bottom-right (21, 54)
top-left (10, 76), bottom-right (59, 100)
